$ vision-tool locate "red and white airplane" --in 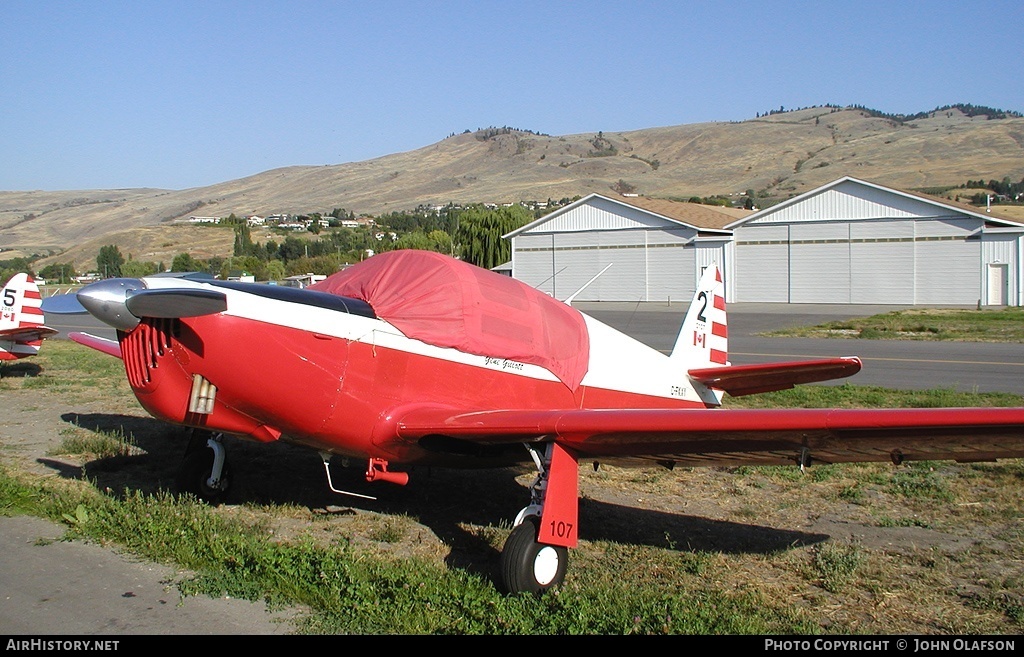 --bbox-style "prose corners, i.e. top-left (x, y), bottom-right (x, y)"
top-left (1, 273), bottom-right (58, 361)
top-left (44, 250), bottom-right (1024, 594)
